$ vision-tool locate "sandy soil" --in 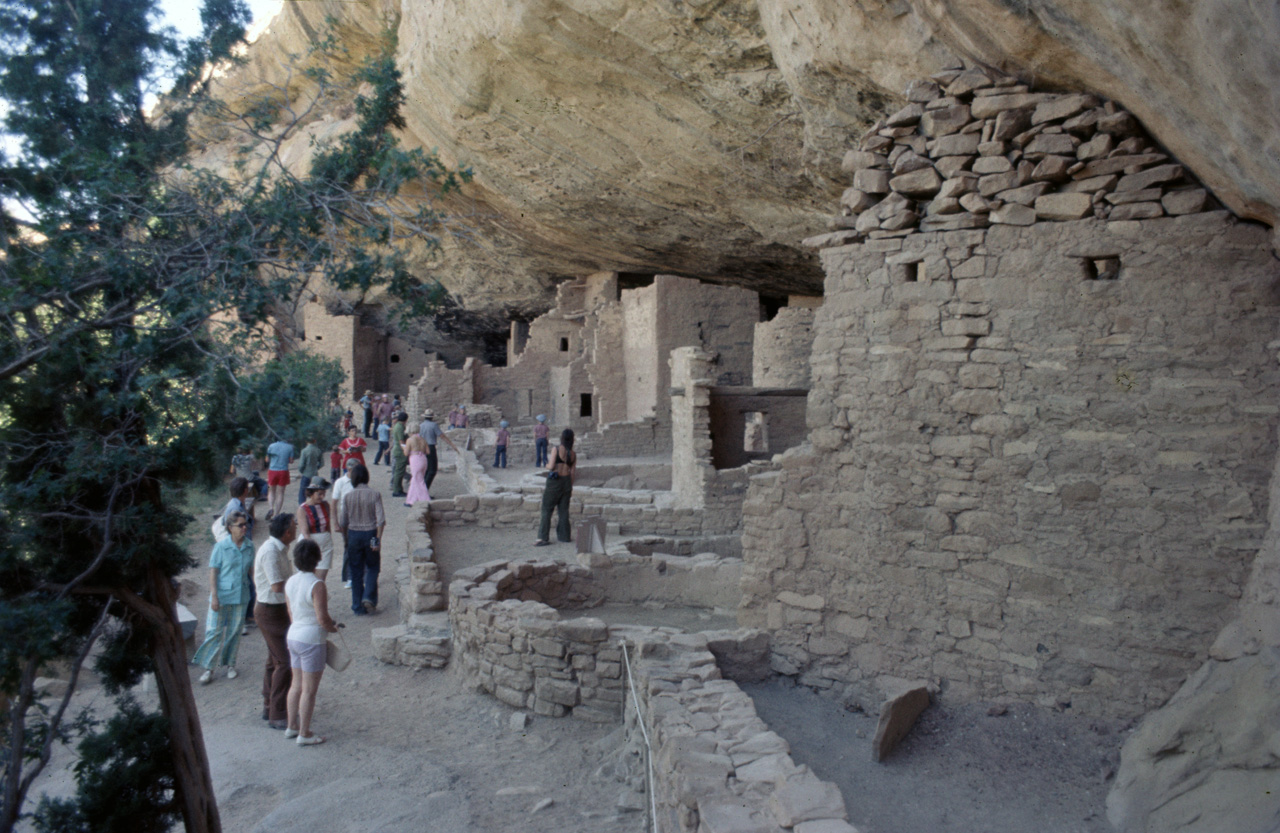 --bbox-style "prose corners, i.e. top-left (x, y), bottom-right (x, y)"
top-left (21, 453), bottom-right (1129, 833)
top-left (745, 679), bottom-right (1126, 833)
